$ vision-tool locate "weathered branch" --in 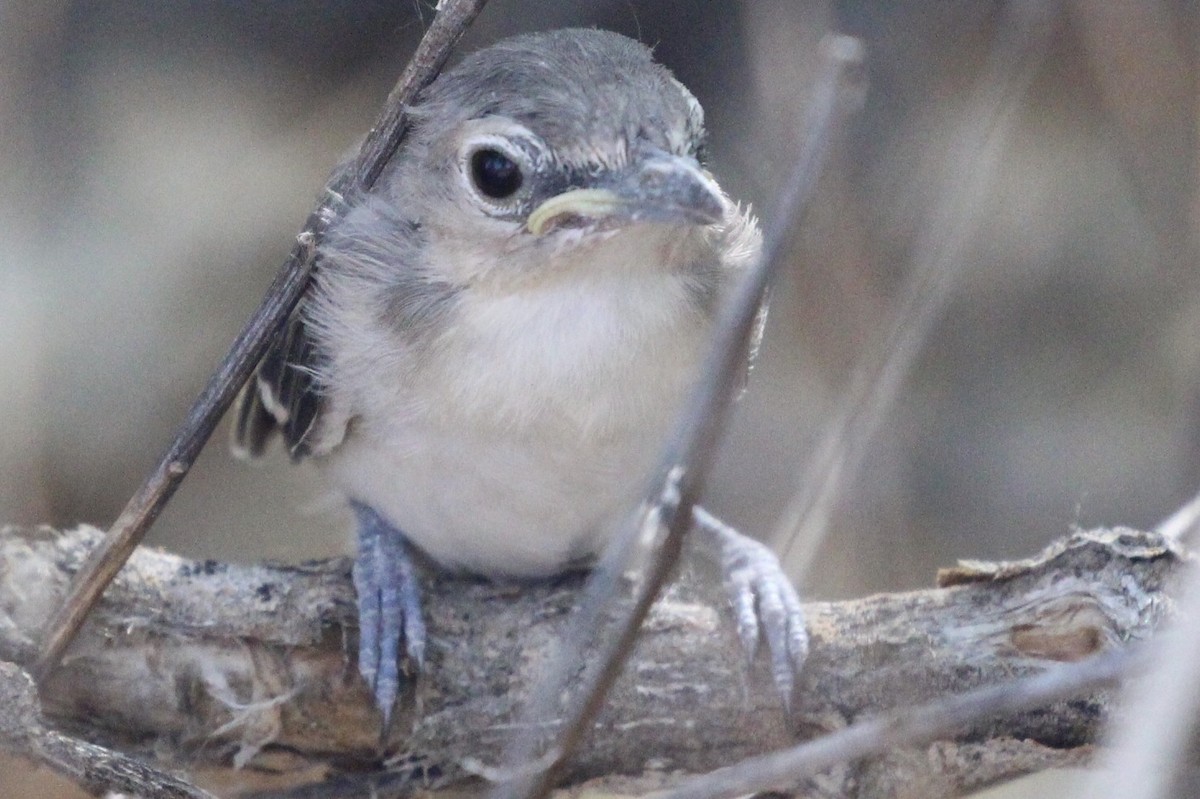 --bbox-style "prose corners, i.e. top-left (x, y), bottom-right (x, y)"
top-left (0, 525), bottom-right (1180, 797)
top-left (658, 645), bottom-right (1139, 799)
